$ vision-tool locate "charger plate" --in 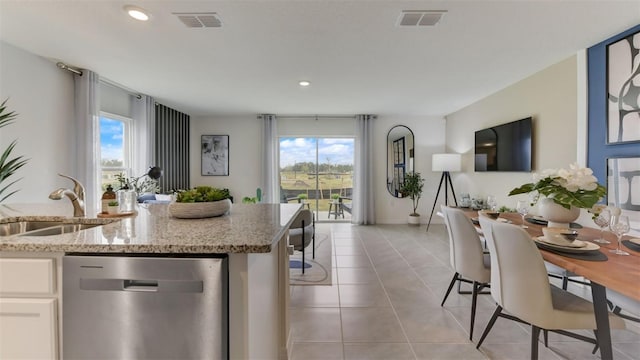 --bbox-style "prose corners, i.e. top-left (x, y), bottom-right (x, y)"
top-left (534, 237), bottom-right (600, 253)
